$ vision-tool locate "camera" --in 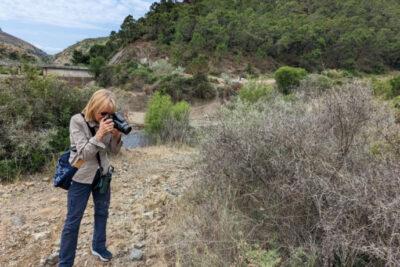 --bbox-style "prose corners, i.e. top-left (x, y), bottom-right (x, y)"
top-left (107, 112), bottom-right (132, 134)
